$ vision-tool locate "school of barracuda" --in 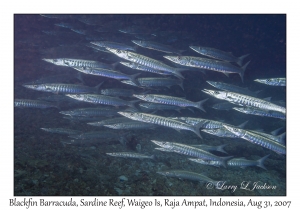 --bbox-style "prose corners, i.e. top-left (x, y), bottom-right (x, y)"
top-left (15, 15), bottom-right (286, 193)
